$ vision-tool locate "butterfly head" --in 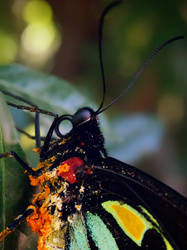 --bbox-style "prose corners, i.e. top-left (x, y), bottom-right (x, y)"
top-left (54, 107), bottom-right (104, 157)
top-left (72, 107), bottom-right (97, 127)
top-left (55, 107), bottom-right (99, 137)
